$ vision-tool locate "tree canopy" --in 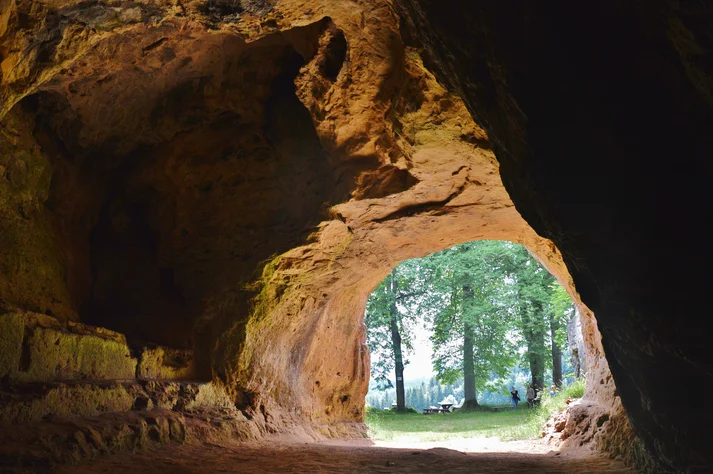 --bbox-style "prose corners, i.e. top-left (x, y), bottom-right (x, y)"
top-left (365, 240), bottom-right (578, 409)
